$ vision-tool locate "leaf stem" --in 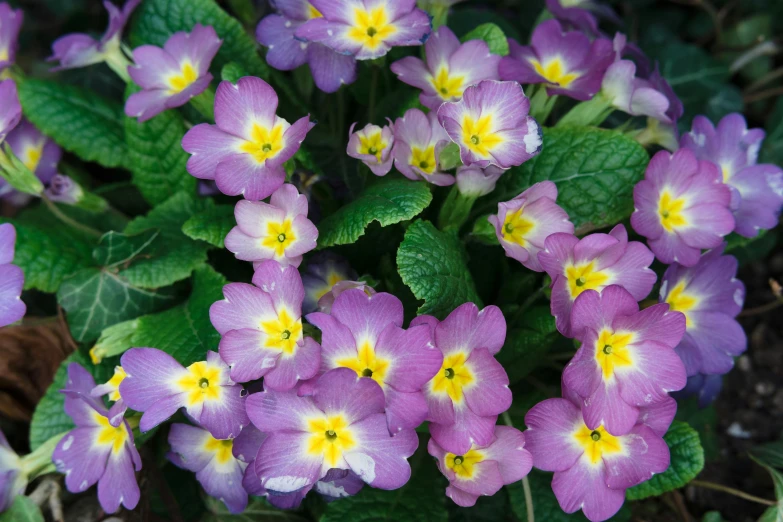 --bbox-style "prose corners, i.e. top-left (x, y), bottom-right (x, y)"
top-left (689, 480), bottom-right (776, 506)
top-left (42, 197), bottom-right (102, 238)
